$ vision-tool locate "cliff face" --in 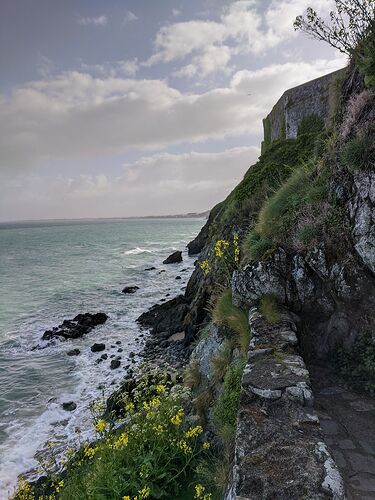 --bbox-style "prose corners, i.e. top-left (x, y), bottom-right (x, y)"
top-left (181, 63), bottom-right (375, 499)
